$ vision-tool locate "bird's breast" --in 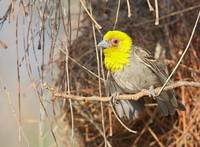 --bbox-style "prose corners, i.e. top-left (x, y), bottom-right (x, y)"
top-left (112, 55), bottom-right (159, 93)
